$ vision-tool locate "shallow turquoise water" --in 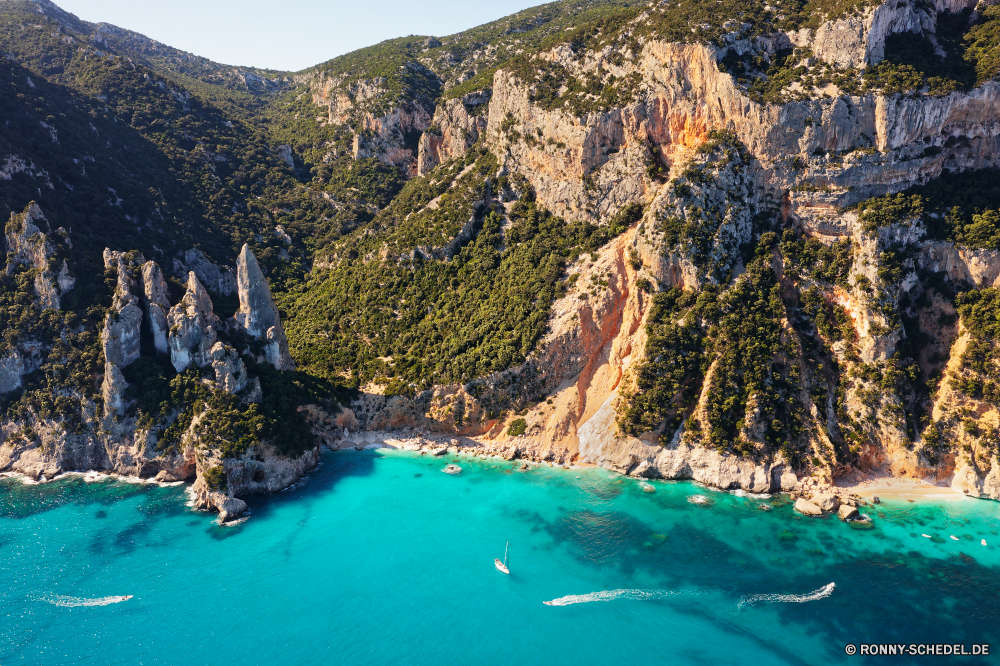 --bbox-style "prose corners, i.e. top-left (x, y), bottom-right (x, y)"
top-left (2, 449), bottom-right (999, 665)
